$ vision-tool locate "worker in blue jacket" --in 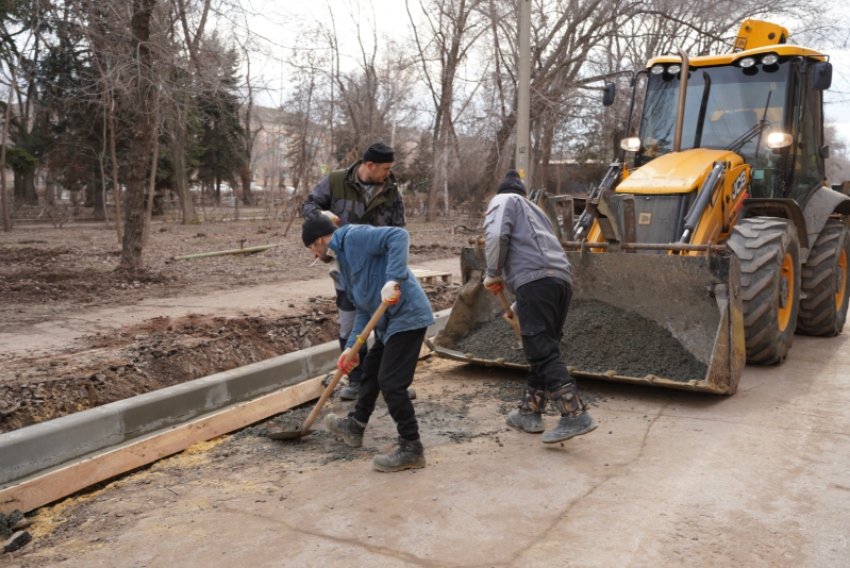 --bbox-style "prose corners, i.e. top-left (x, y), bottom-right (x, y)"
top-left (301, 213), bottom-right (435, 471)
